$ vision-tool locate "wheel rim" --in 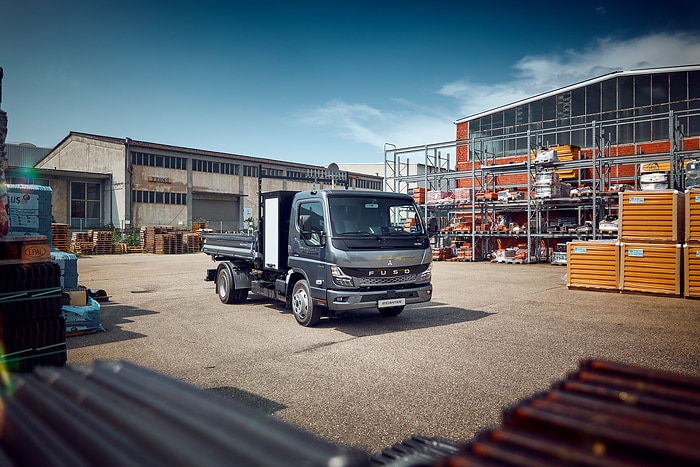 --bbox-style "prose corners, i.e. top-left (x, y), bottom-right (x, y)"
top-left (292, 289), bottom-right (308, 320)
top-left (218, 273), bottom-right (229, 299)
